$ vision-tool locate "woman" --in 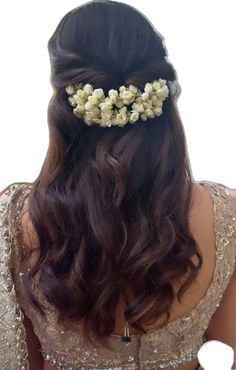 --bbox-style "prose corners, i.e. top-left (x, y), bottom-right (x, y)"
top-left (0, 1), bottom-right (236, 369)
